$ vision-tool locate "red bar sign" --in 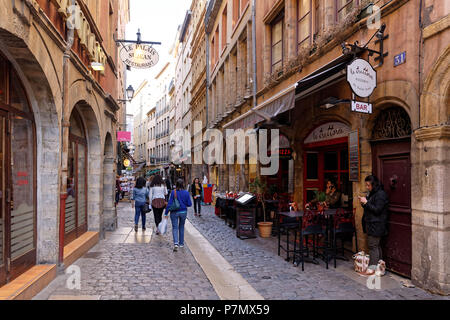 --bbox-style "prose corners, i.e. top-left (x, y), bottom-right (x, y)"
top-left (351, 101), bottom-right (373, 114)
